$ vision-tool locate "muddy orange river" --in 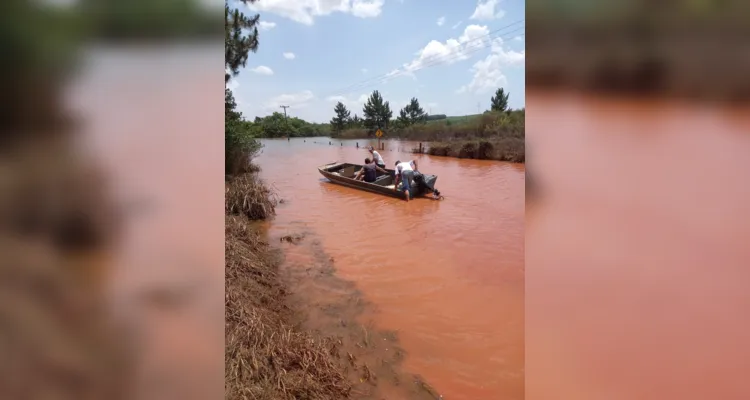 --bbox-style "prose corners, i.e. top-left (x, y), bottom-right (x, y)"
top-left (256, 139), bottom-right (525, 400)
